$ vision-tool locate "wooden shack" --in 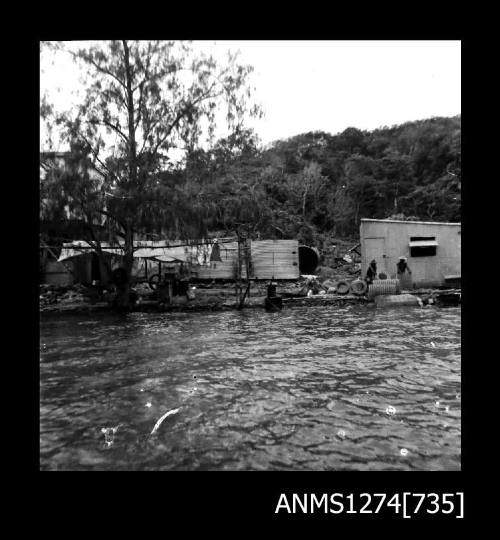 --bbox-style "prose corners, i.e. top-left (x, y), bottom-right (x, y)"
top-left (47, 238), bottom-right (302, 284)
top-left (194, 240), bottom-right (300, 280)
top-left (40, 250), bottom-right (116, 287)
top-left (250, 240), bottom-right (299, 280)
top-left (194, 241), bottom-right (245, 280)
top-left (360, 218), bottom-right (461, 288)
